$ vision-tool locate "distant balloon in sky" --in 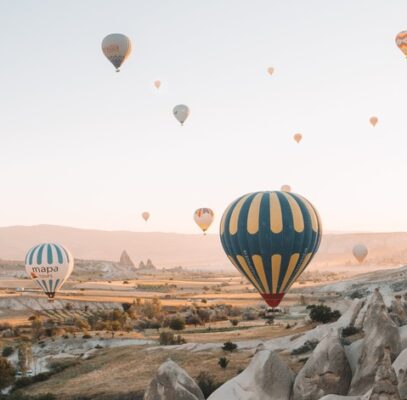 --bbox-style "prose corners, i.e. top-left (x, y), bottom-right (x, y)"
top-left (173, 104), bottom-right (190, 126)
top-left (370, 116), bottom-right (378, 127)
top-left (353, 244), bottom-right (368, 264)
top-left (267, 67), bottom-right (274, 76)
top-left (281, 185), bottom-right (291, 192)
top-left (25, 243), bottom-right (74, 299)
top-left (220, 191), bottom-right (322, 307)
top-left (396, 31), bottom-right (407, 58)
top-left (101, 34), bottom-right (132, 72)
top-left (154, 80), bottom-right (161, 89)
top-left (294, 133), bottom-right (302, 143)
top-left (142, 212), bottom-right (150, 221)
top-left (194, 208), bottom-right (214, 235)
